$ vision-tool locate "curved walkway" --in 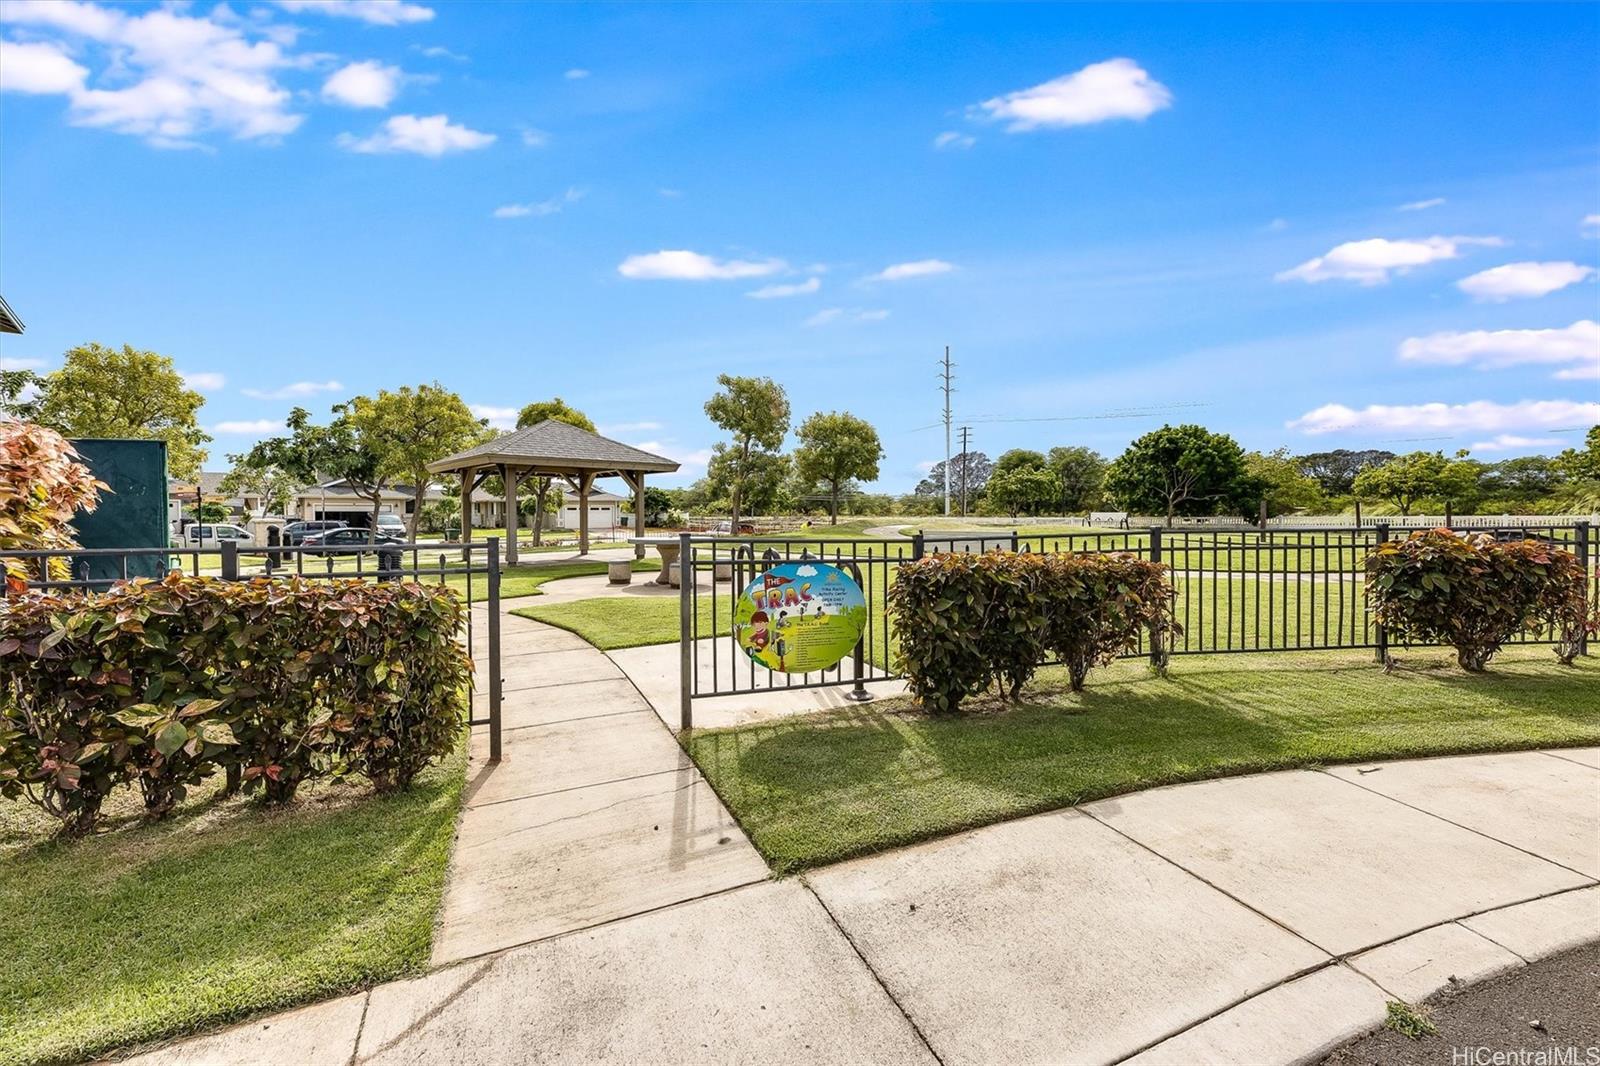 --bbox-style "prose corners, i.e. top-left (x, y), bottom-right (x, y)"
top-left (124, 608), bottom-right (1600, 1065)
